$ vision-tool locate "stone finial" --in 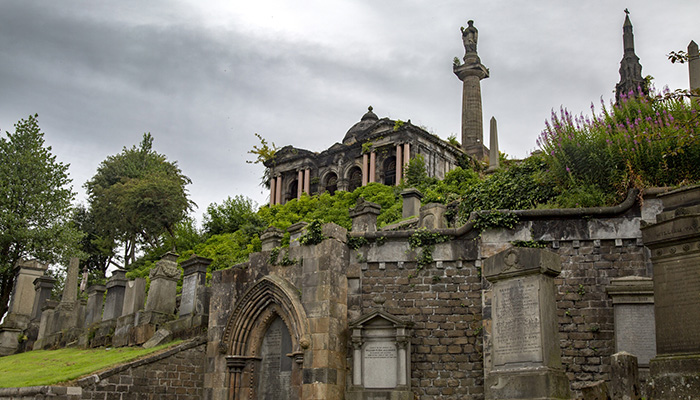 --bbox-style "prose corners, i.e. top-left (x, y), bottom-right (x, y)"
top-left (149, 252), bottom-right (180, 281)
top-left (350, 198), bottom-right (382, 232)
